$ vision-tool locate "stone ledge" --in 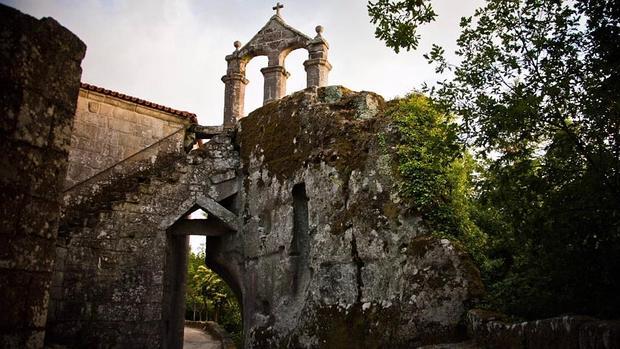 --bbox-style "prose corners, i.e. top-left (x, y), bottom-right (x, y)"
top-left (466, 309), bottom-right (620, 349)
